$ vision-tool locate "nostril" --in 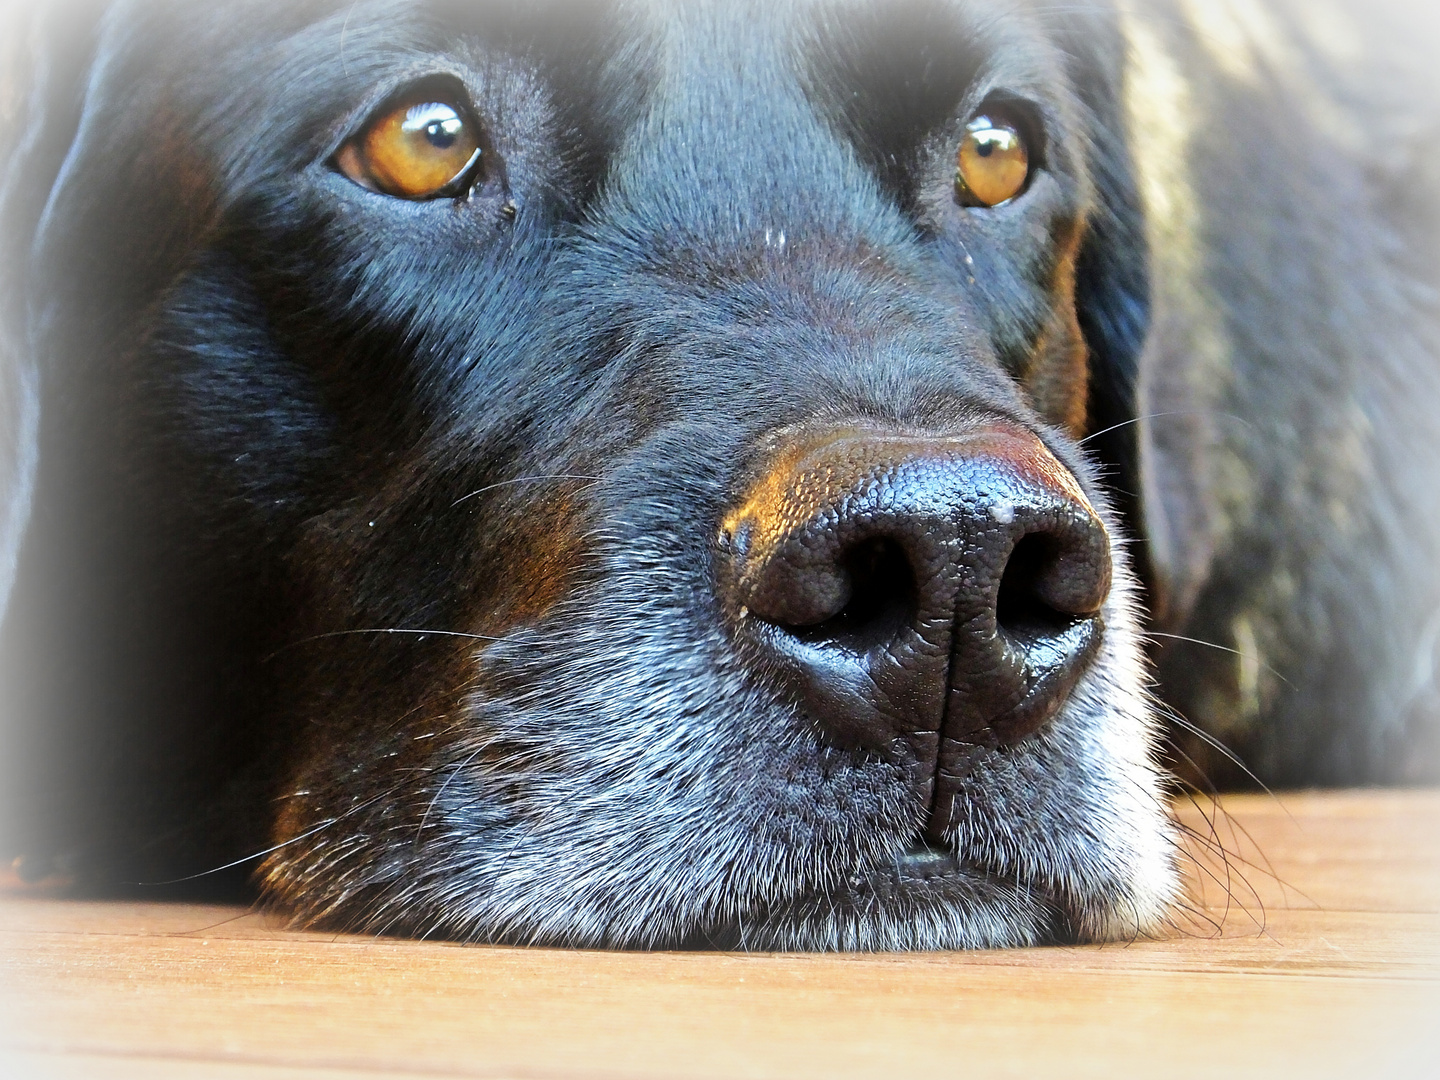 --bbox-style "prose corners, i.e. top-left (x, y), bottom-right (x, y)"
top-left (984, 525), bottom-right (1109, 745)
top-left (996, 532), bottom-right (1082, 641)
top-left (786, 537), bottom-right (917, 649)
top-left (997, 511), bottom-right (1110, 621)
